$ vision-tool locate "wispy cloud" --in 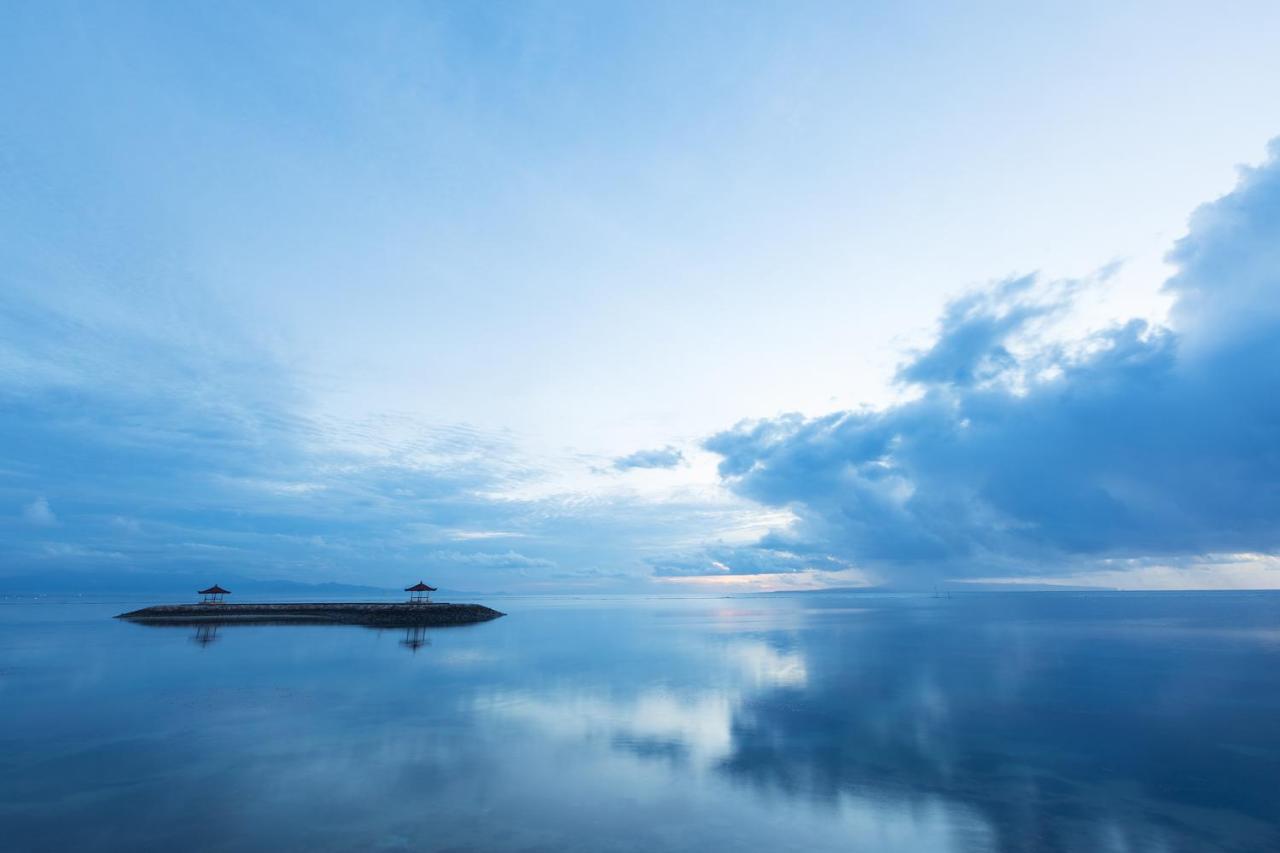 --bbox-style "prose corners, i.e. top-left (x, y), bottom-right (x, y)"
top-left (0, 286), bottom-right (752, 589)
top-left (650, 545), bottom-right (851, 578)
top-left (21, 497), bottom-right (56, 527)
top-left (613, 446), bottom-right (686, 471)
top-left (427, 550), bottom-right (557, 570)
